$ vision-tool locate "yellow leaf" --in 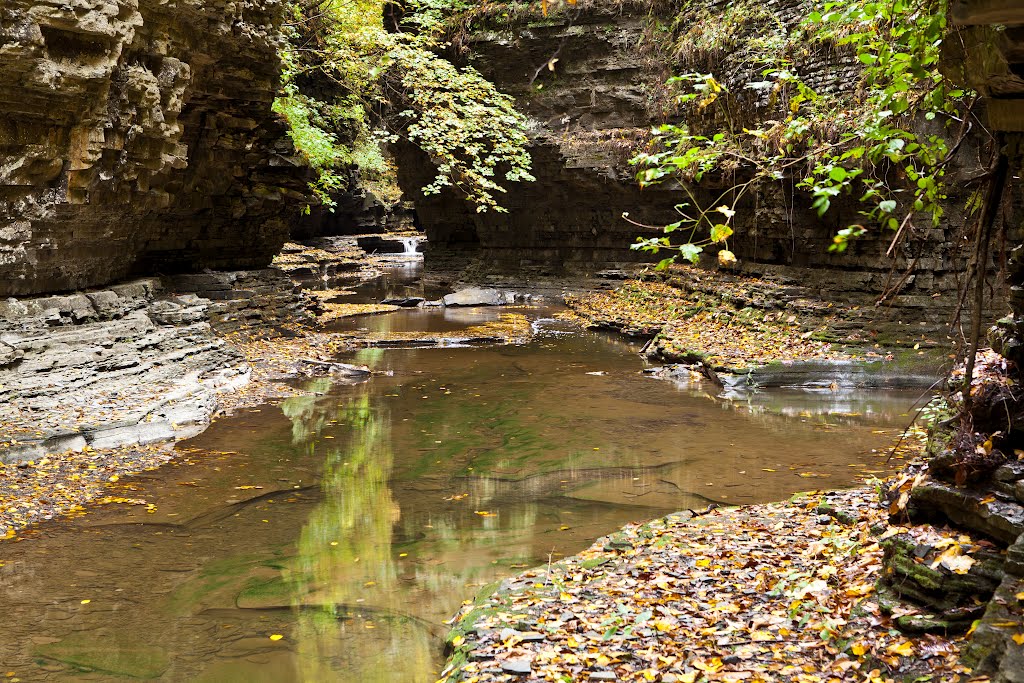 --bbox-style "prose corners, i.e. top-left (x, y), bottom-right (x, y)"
top-left (269, 634), bottom-right (283, 641)
top-left (1012, 633), bottom-right (1024, 646)
top-left (886, 641), bottom-right (914, 656)
top-left (846, 583), bottom-right (874, 597)
top-left (851, 643), bottom-right (867, 656)
top-left (451, 635), bottom-right (465, 647)
top-left (80, 599), bottom-right (91, 605)
top-left (941, 554), bottom-right (976, 574)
